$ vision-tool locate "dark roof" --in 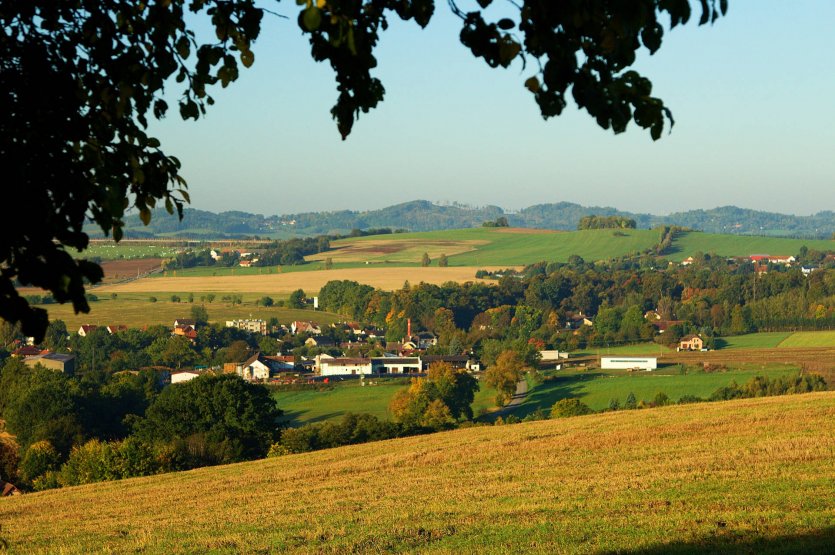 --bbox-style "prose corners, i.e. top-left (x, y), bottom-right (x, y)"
top-left (422, 355), bottom-right (469, 363)
top-left (373, 357), bottom-right (421, 364)
top-left (321, 358), bottom-right (371, 365)
top-left (42, 353), bottom-right (75, 362)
